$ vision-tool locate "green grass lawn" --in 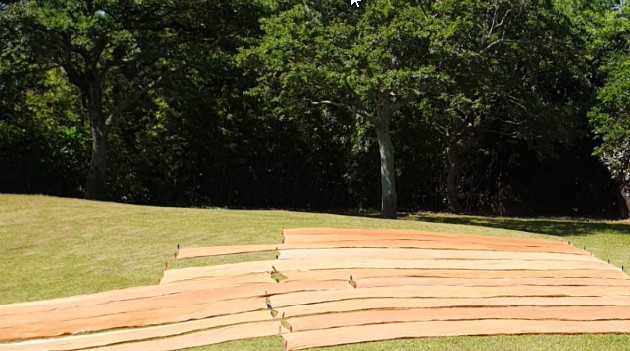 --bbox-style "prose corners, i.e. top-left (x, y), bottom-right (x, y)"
top-left (1, 194), bottom-right (629, 350)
